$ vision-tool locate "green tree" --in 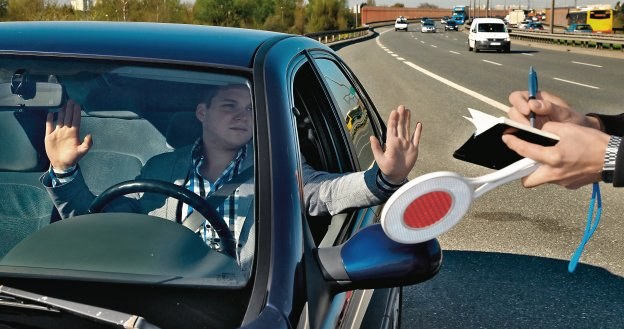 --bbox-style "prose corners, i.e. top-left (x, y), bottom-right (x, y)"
top-left (92, 0), bottom-right (140, 21)
top-left (0, 0), bottom-right (8, 20)
top-left (7, 0), bottom-right (45, 21)
top-left (306, 0), bottom-right (350, 33)
top-left (391, 3), bottom-right (404, 7)
top-left (418, 3), bottom-right (438, 8)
